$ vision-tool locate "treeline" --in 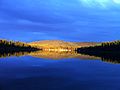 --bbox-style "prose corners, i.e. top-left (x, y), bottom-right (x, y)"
top-left (77, 40), bottom-right (120, 64)
top-left (0, 39), bottom-right (39, 53)
top-left (77, 40), bottom-right (120, 53)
